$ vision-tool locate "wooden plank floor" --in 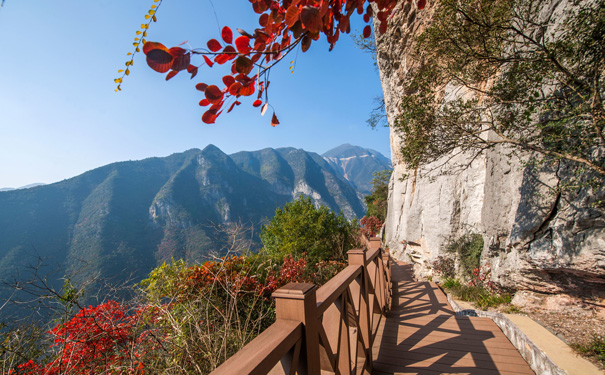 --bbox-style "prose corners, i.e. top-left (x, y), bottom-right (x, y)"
top-left (371, 262), bottom-right (534, 375)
